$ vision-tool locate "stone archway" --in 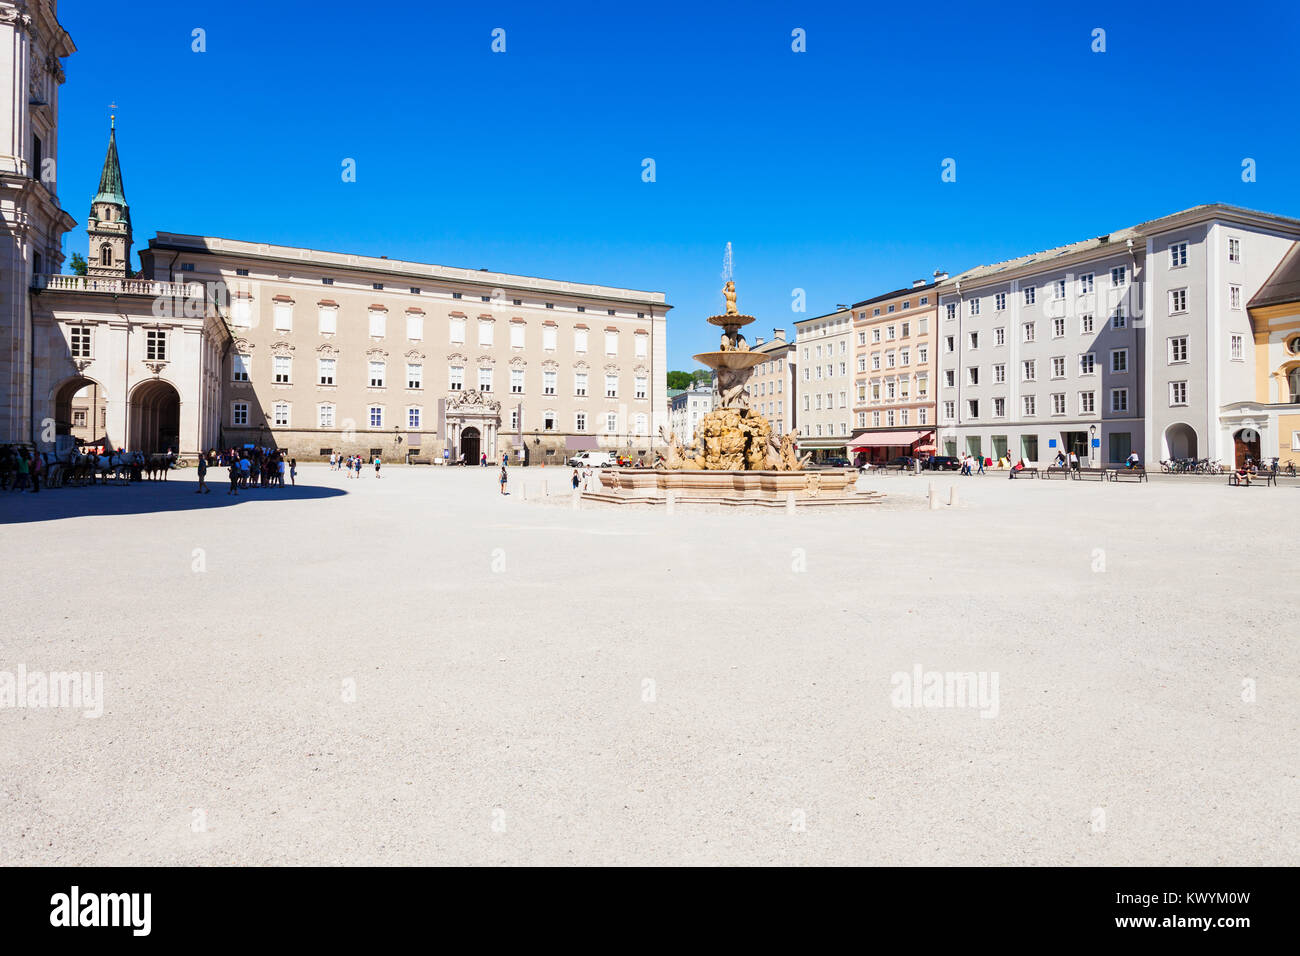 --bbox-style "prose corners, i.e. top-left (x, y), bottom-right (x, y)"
top-left (1164, 422), bottom-right (1198, 461)
top-left (52, 375), bottom-right (109, 449)
top-left (461, 426), bottom-right (480, 465)
top-left (129, 379), bottom-right (180, 455)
